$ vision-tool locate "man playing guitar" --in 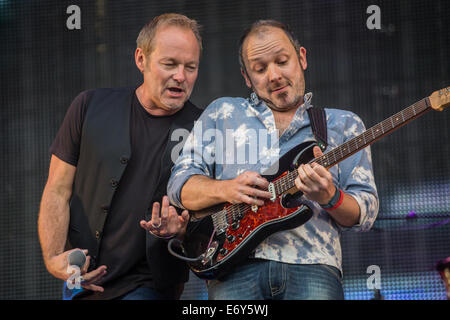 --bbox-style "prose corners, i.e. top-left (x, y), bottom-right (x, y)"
top-left (168, 20), bottom-right (379, 300)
